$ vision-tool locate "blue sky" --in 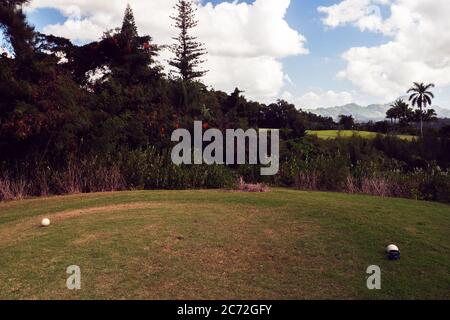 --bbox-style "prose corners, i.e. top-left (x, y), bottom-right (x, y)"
top-left (15, 0), bottom-right (450, 109)
top-left (282, 0), bottom-right (389, 98)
